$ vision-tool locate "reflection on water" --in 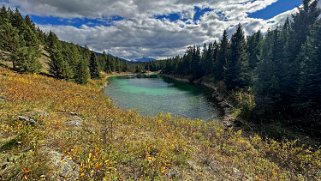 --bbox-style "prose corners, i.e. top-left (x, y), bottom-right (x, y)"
top-left (104, 75), bottom-right (220, 120)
